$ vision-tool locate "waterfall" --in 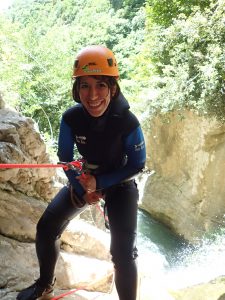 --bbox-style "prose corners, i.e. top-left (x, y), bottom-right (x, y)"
top-left (137, 209), bottom-right (225, 293)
